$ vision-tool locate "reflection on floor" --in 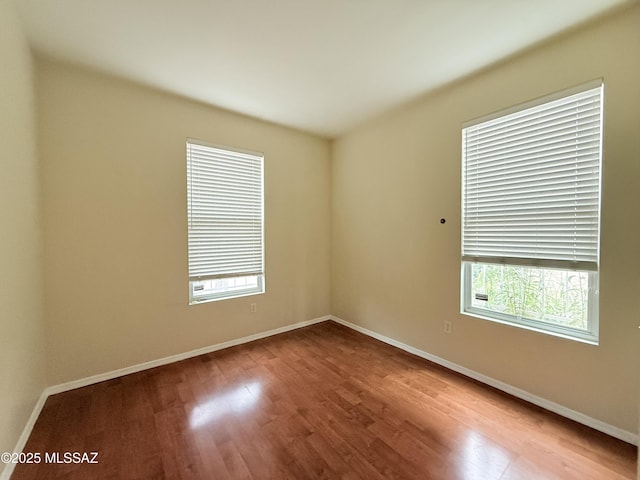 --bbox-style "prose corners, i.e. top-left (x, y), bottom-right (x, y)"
top-left (11, 321), bottom-right (637, 479)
